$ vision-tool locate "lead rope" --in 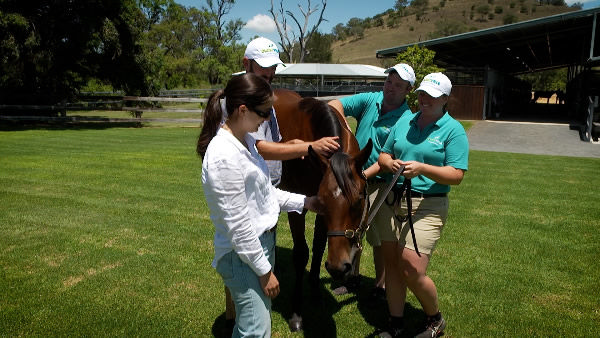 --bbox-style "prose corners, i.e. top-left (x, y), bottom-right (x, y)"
top-left (385, 178), bottom-right (421, 257)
